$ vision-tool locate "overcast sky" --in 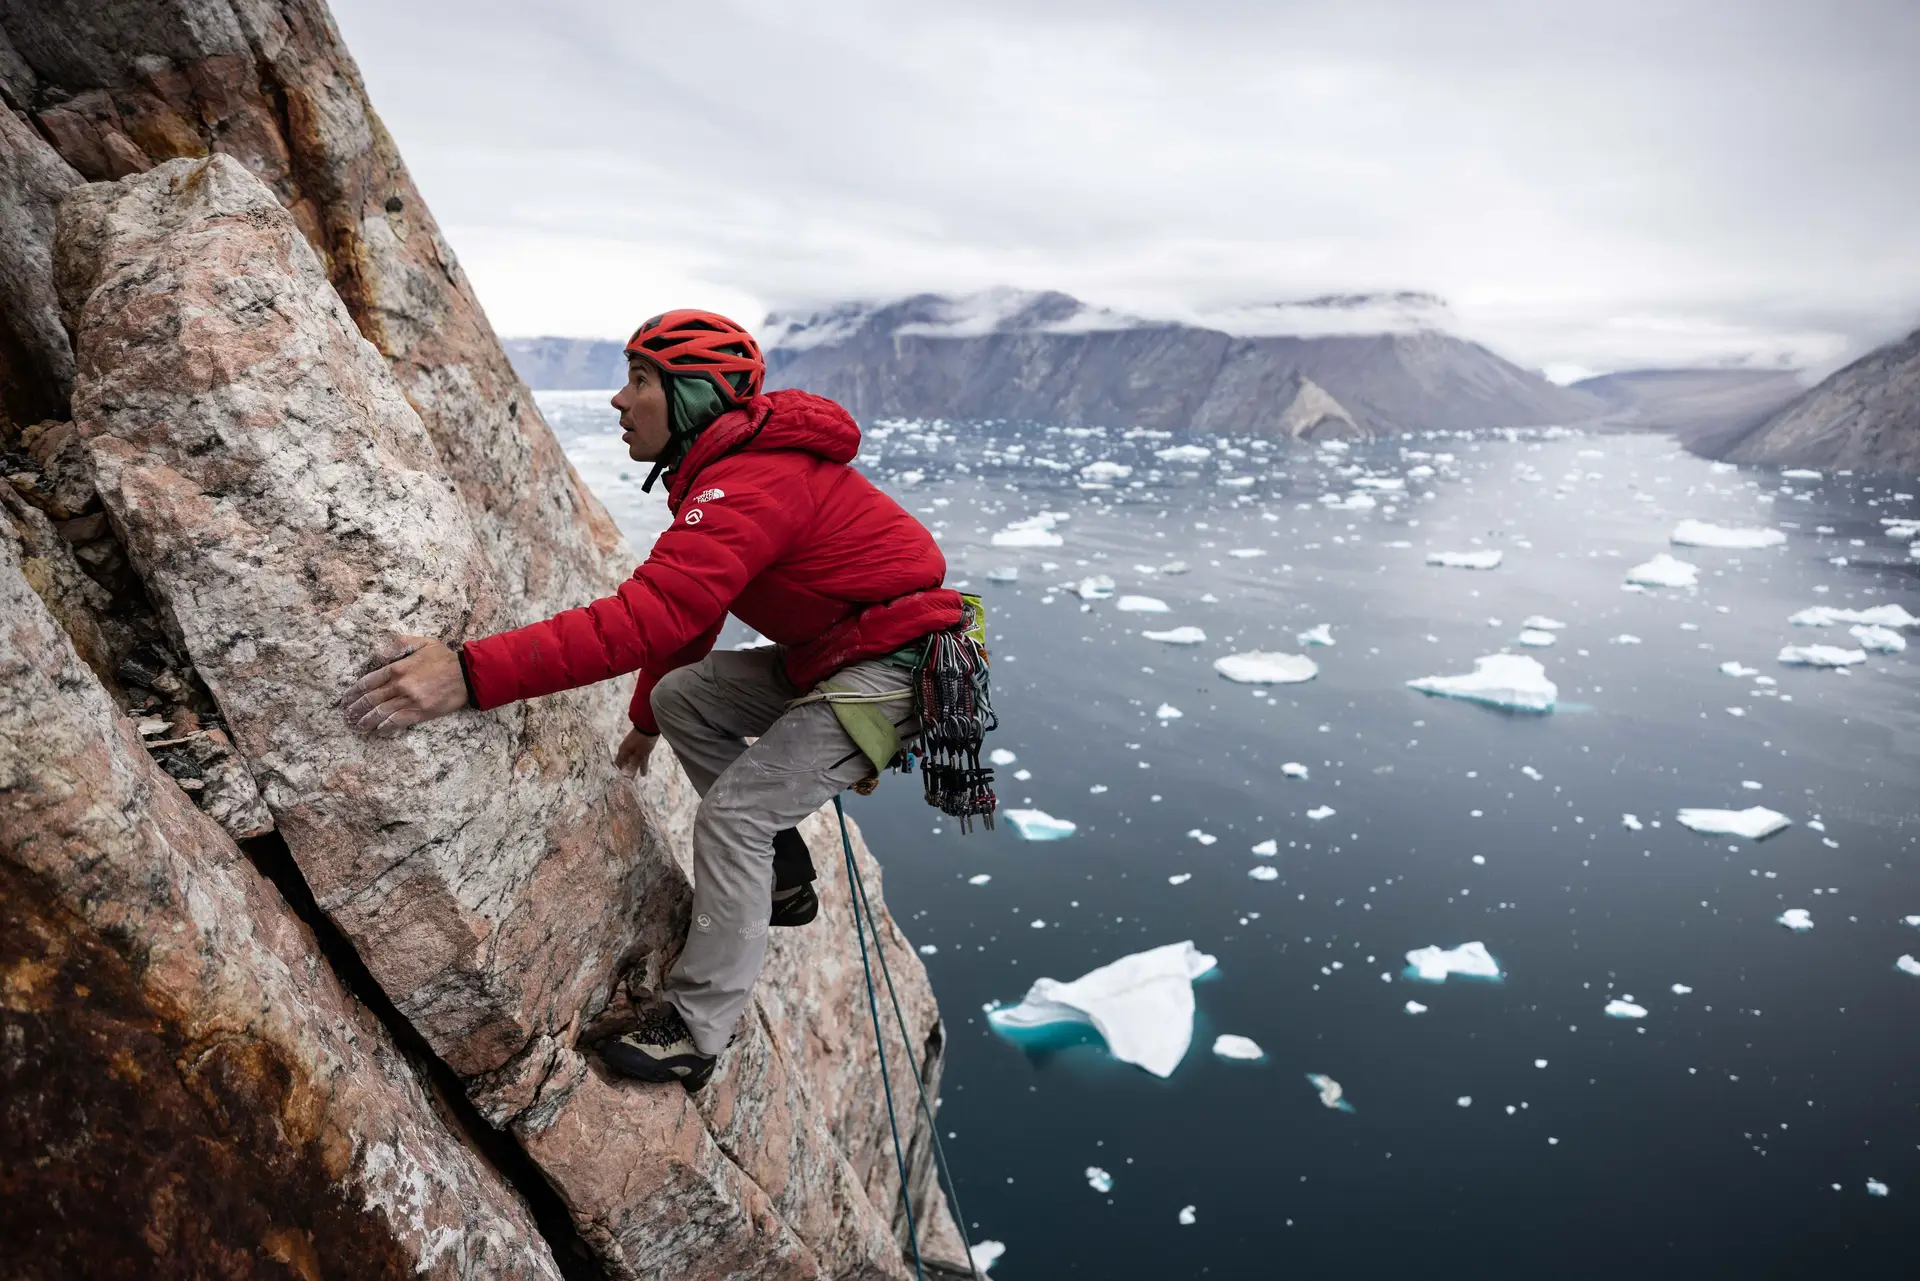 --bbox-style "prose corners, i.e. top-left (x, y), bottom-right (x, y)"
top-left (332, 0), bottom-right (1920, 379)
